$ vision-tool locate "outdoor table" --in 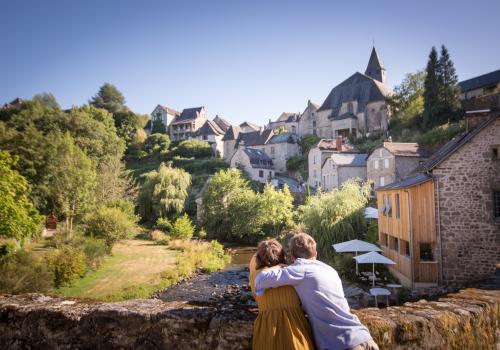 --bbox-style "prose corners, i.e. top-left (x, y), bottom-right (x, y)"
top-left (386, 283), bottom-right (403, 304)
top-left (369, 287), bottom-right (391, 307)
